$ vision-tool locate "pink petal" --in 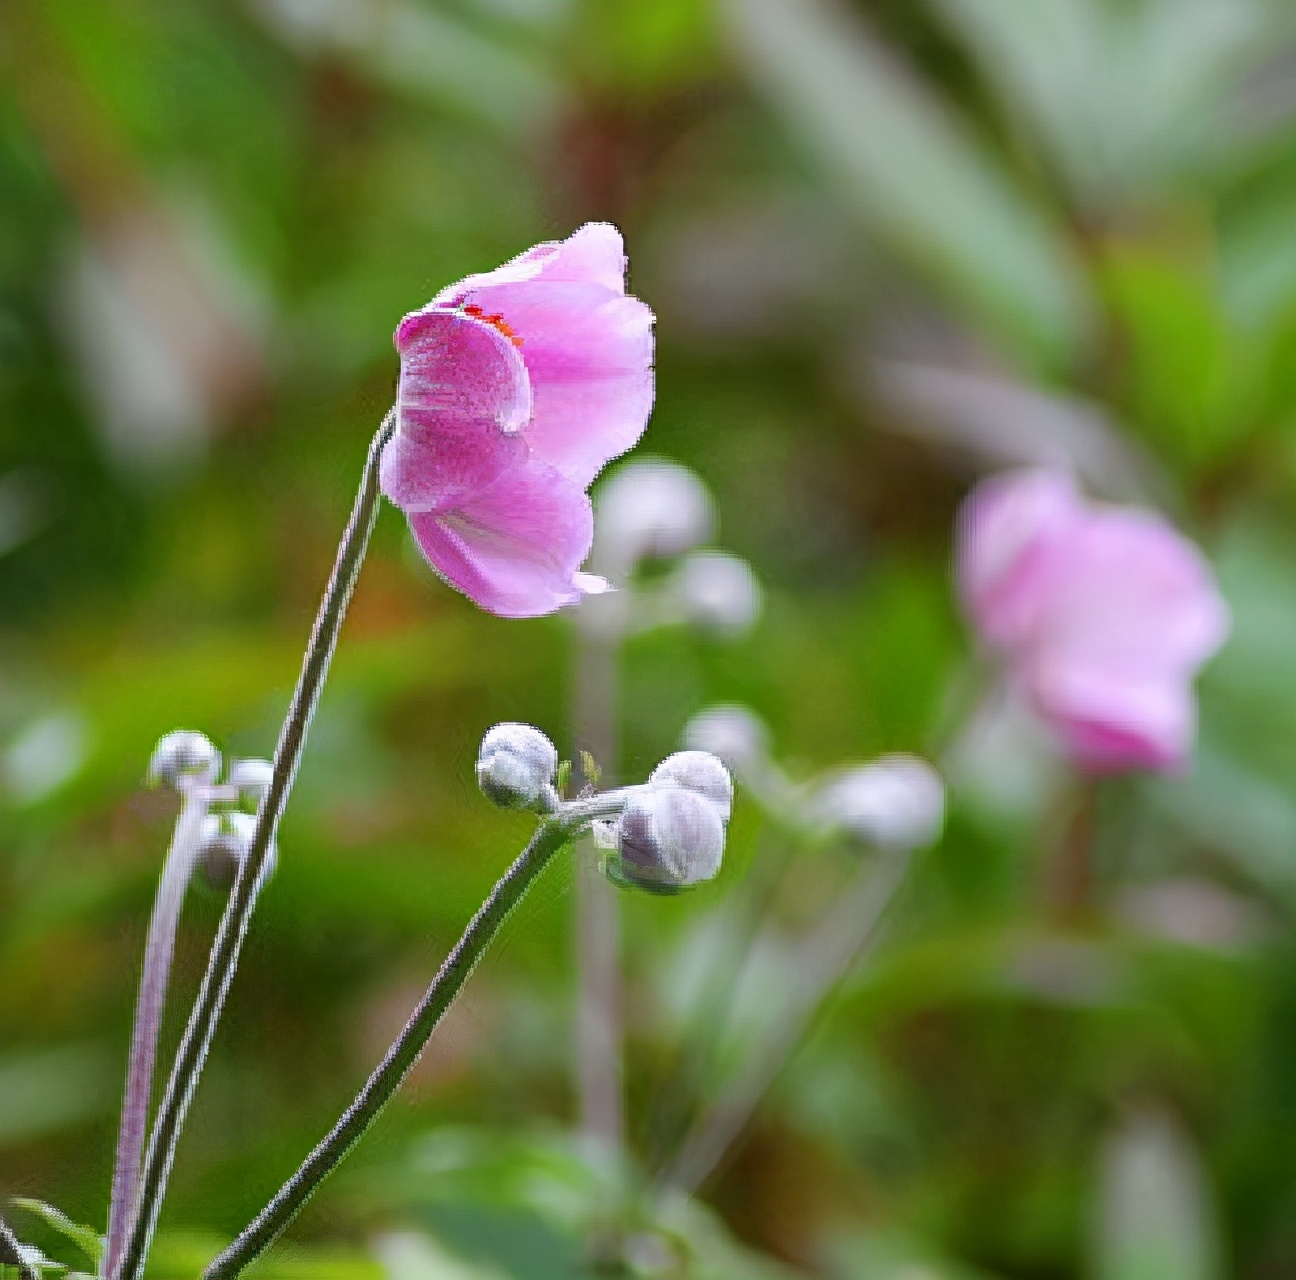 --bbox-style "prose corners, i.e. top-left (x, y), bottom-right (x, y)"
top-left (956, 468), bottom-right (1231, 775)
top-left (458, 280), bottom-right (654, 487)
top-left (1007, 503), bottom-right (1228, 774)
top-left (1026, 659), bottom-right (1194, 773)
top-left (381, 309), bottom-right (531, 513)
top-left (528, 222), bottom-right (630, 292)
top-left (1030, 512), bottom-right (1231, 673)
top-left (407, 455), bottom-right (598, 618)
top-left (432, 222), bottom-right (630, 307)
top-left (956, 469), bottom-right (1081, 651)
